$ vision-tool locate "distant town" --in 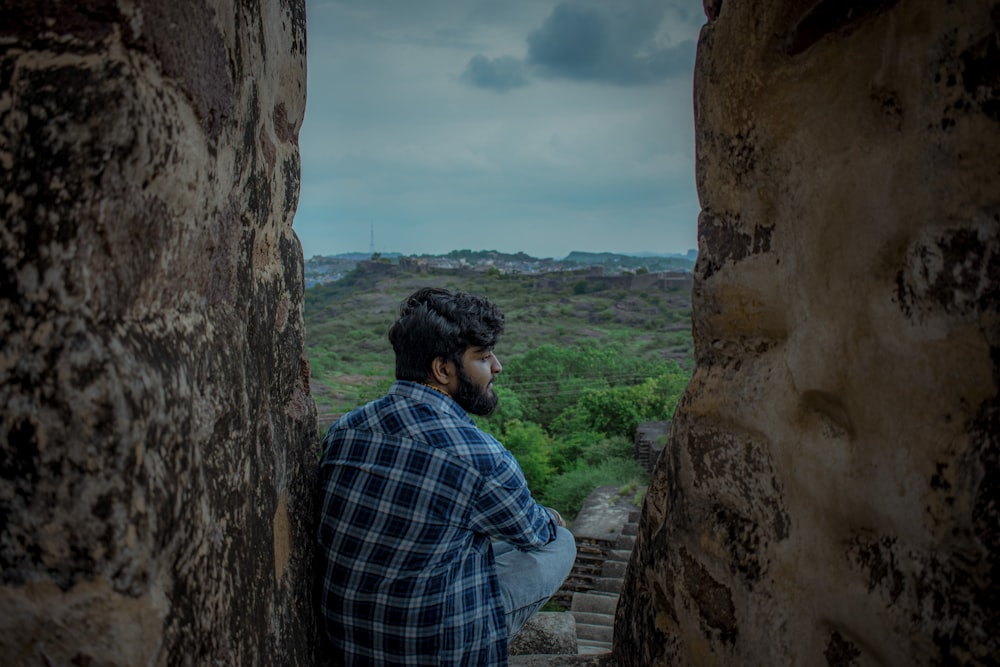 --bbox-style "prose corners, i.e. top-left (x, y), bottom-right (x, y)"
top-left (304, 249), bottom-right (697, 288)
